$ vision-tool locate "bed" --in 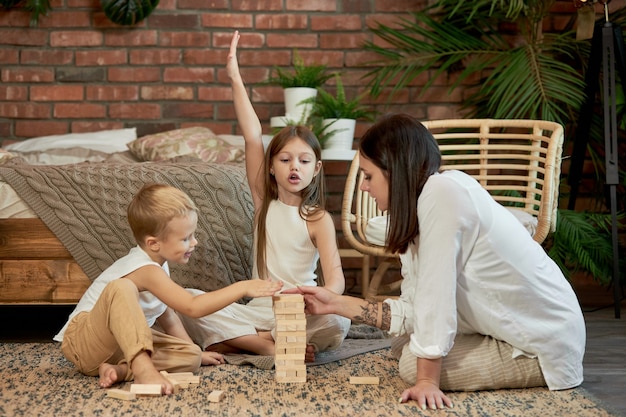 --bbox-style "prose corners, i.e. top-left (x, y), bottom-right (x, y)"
top-left (0, 127), bottom-right (271, 305)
